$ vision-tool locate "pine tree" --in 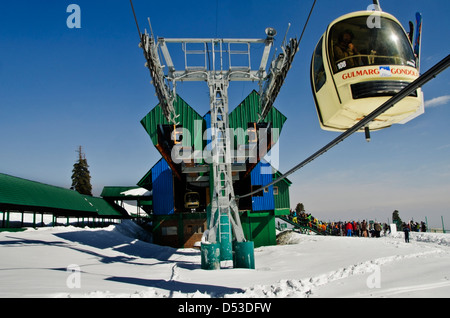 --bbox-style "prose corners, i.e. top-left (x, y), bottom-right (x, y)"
top-left (295, 203), bottom-right (305, 214)
top-left (71, 146), bottom-right (93, 196)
